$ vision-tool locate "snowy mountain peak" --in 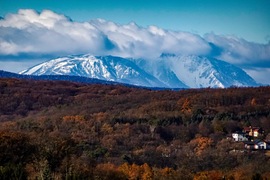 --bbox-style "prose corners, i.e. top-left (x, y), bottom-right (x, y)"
top-left (20, 54), bottom-right (165, 87)
top-left (20, 54), bottom-right (258, 88)
top-left (161, 55), bottom-right (258, 88)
